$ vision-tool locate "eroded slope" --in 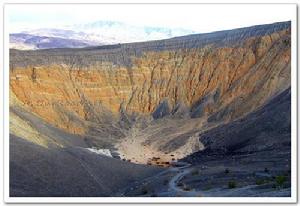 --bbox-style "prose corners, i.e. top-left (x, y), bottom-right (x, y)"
top-left (9, 21), bottom-right (291, 165)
